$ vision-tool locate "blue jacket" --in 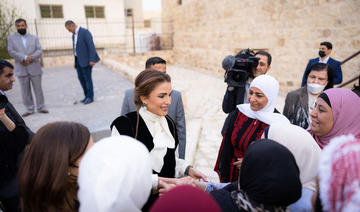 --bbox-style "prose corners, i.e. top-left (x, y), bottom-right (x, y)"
top-left (301, 57), bottom-right (342, 86)
top-left (73, 27), bottom-right (100, 67)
